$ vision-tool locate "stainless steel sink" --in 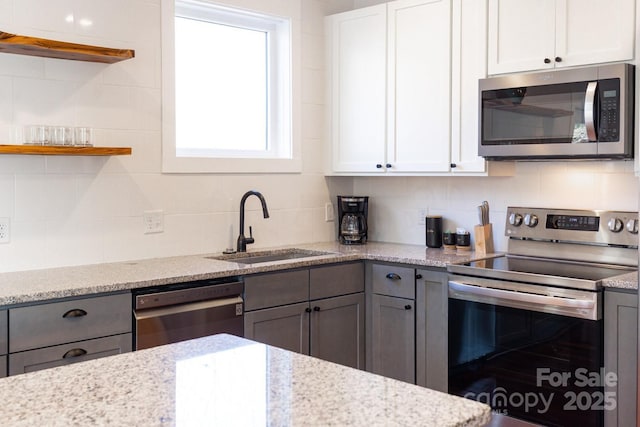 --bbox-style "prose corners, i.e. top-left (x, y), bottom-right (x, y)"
top-left (206, 249), bottom-right (333, 265)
